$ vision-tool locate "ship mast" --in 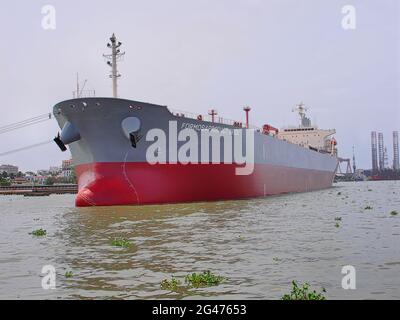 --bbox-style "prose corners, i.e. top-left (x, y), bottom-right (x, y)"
top-left (73, 73), bottom-right (88, 98)
top-left (75, 73), bottom-right (87, 98)
top-left (293, 102), bottom-right (311, 127)
top-left (103, 33), bottom-right (125, 98)
top-left (76, 73), bottom-right (79, 97)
